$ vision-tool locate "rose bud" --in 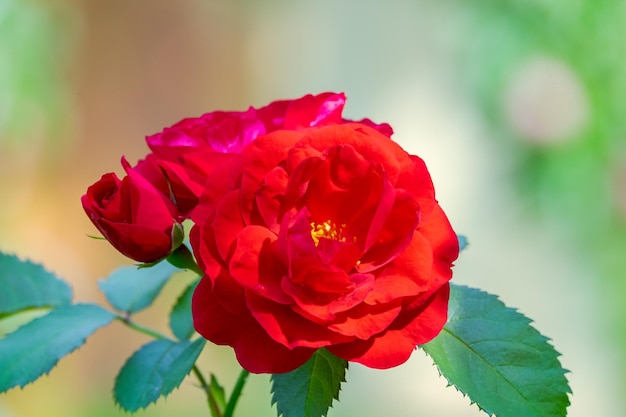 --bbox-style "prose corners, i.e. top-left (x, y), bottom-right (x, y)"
top-left (82, 159), bottom-right (183, 263)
